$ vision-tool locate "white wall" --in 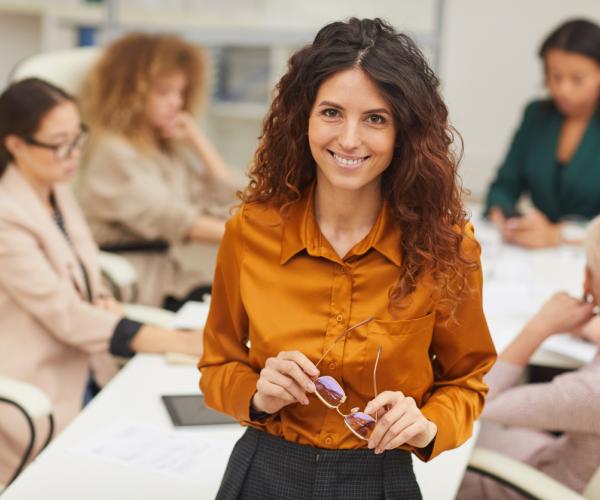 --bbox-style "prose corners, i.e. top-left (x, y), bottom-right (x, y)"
top-left (441, 0), bottom-right (600, 201)
top-left (0, 13), bottom-right (41, 86)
